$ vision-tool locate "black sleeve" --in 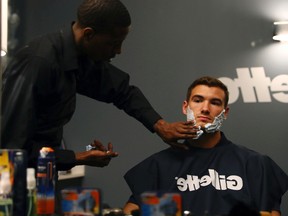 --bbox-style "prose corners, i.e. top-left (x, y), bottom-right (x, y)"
top-left (55, 149), bottom-right (77, 171)
top-left (126, 194), bottom-right (138, 205)
top-left (1, 52), bottom-right (40, 150)
top-left (1, 50), bottom-right (77, 170)
top-left (76, 61), bottom-right (162, 132)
